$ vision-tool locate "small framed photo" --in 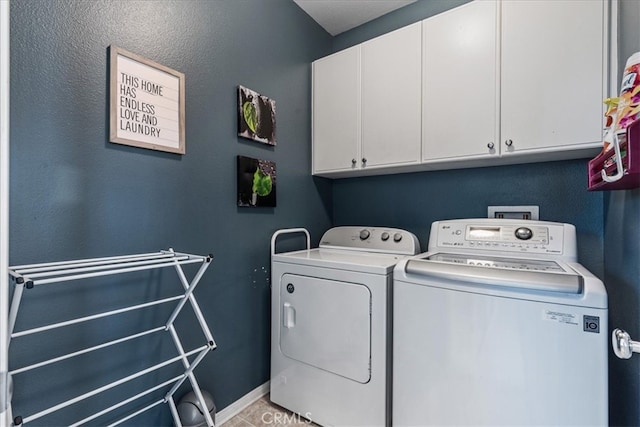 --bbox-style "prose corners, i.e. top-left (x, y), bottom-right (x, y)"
top-left (237, 155), bottom-right (277, 207)
top-left (109, 45), bottom-right (185, 154)
top-left (238, 85), bottom-right (276, 146)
